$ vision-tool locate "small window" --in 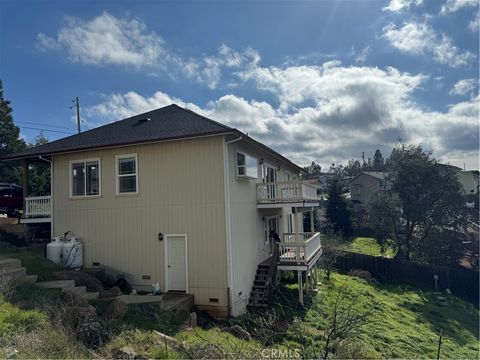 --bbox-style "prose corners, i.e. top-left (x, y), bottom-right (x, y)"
top-left (236, 152), bottom-right (257, 179)
top-left (71, 159), bottom-right (100, 197)
top-left (116, 155), bottom-right (138, 194)
top-left (351, 184), bottom-right (361, 196)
